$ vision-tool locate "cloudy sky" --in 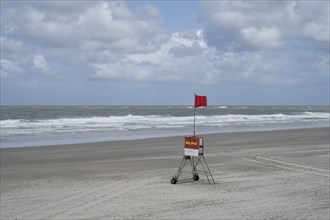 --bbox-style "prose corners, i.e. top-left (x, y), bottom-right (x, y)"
top-left (1, 1), bottom-right (329, 105)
